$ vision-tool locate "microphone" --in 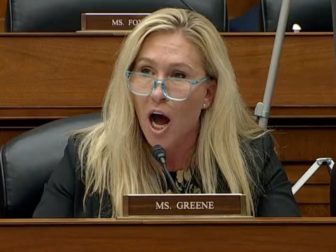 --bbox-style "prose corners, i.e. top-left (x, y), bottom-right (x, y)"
top-left (152, 145), bottom-right (179, 193)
